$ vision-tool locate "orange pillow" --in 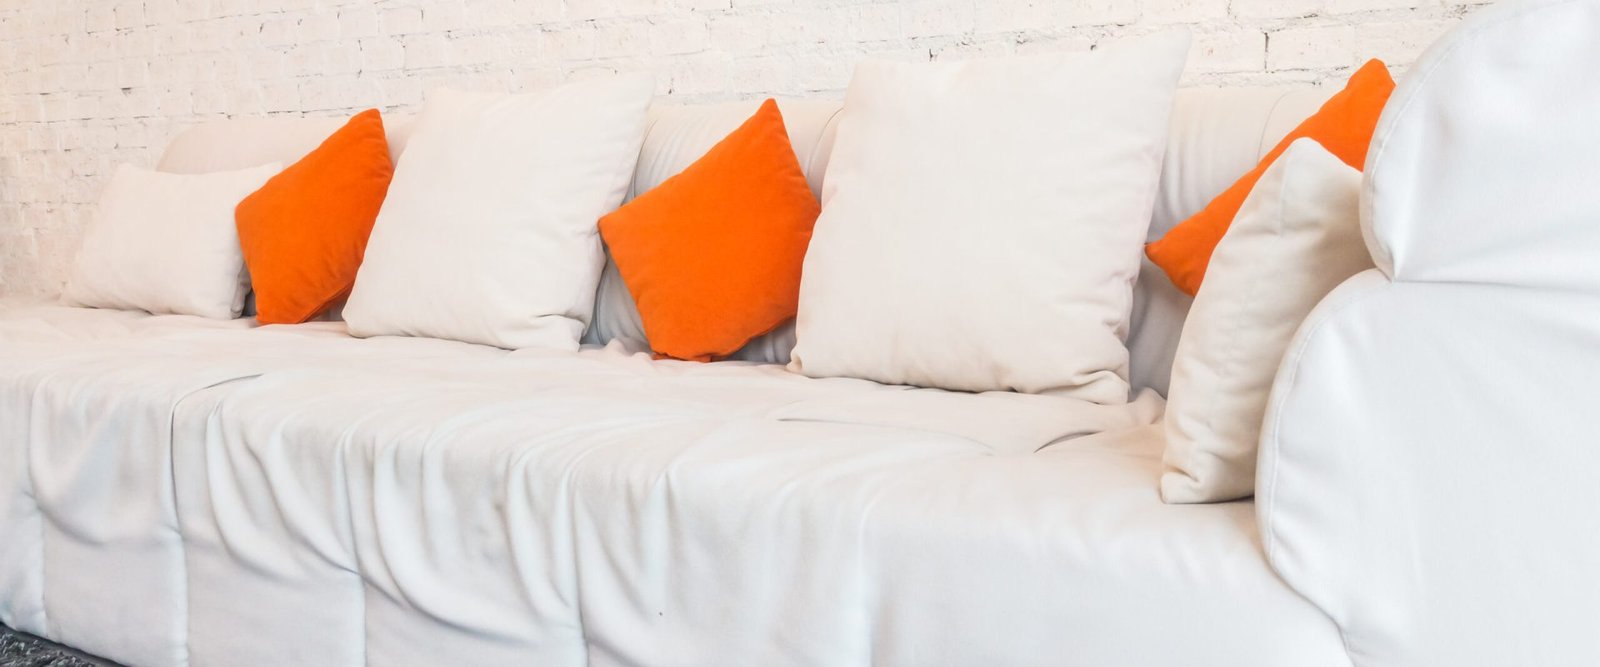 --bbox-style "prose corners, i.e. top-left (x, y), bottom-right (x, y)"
top-left (599, 98), bottom-right (821, 362)
top-left (236, 109), bottom-right (394, 324)
top-left (1147, 59), bottom-right (1396, 296)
